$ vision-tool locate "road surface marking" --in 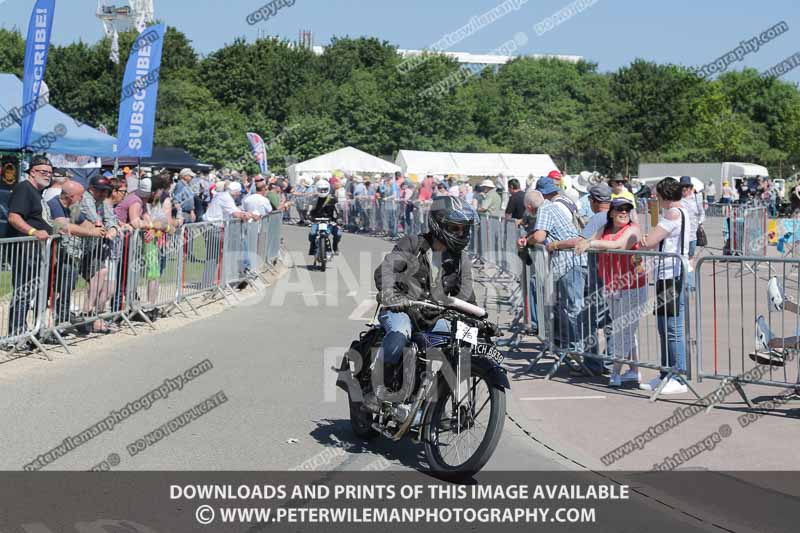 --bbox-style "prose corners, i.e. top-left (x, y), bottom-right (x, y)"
top-left (349, 299), bottom-right (377, 321)
top-left (520, 395), bottom-right (607, 401)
